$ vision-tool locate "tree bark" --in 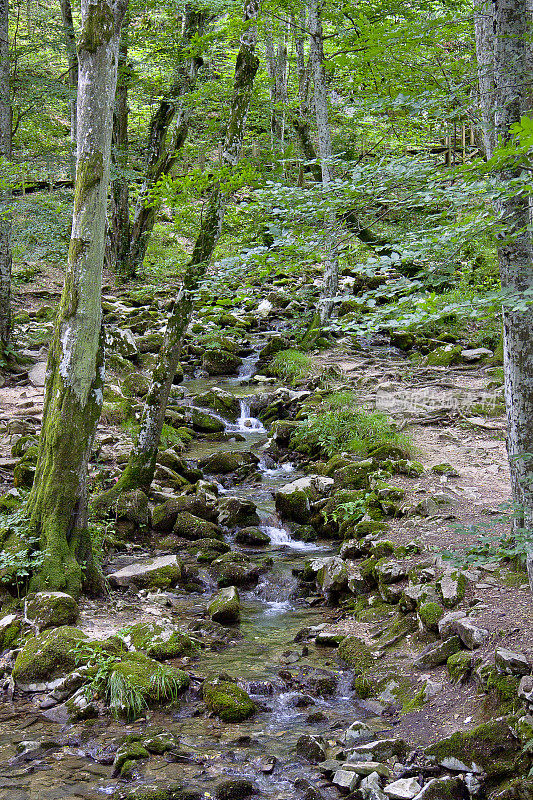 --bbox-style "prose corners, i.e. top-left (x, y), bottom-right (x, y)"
top-left (308, 0), bottom-right (339, 323)
top-left (476, 0), bottom-right (533, 589)
top-left (473, 0), bottom-right (495, 157)
top-left (26, 0), bottom-right (126, 597)
top-left (0, 0), bottom-right (11, 354)
top-left (107, 11), bottom-right (130, 271)
top-left (121, 9), bottom-right (205, 280)
top-left (94, 0), bottom-right (260, 503)
top-left (59, 0), bottom-right (79, 177)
